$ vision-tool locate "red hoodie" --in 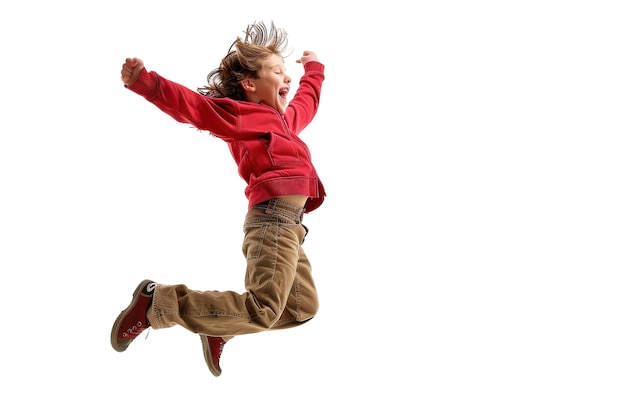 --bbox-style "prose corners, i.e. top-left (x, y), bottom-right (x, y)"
top-left (127, 61), bottom-right (326, 213)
